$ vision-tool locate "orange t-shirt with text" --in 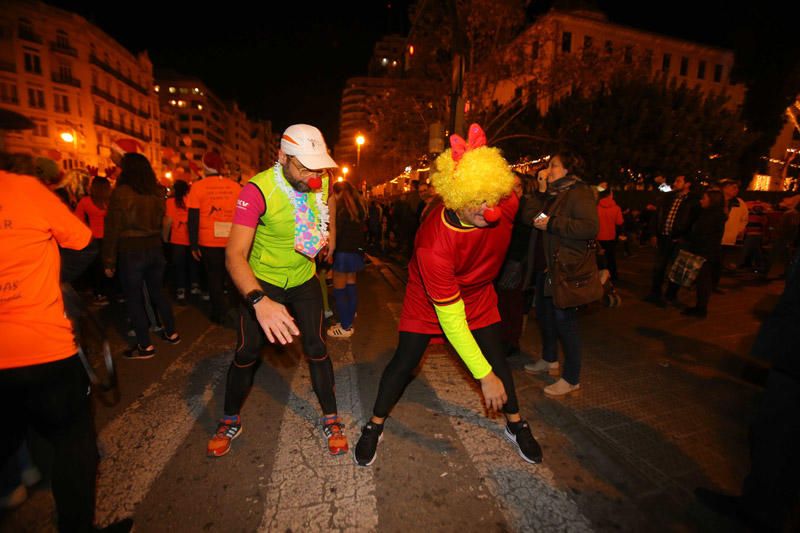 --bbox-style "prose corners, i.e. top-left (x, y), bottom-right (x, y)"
top-left (165, 197), bottom-right (190, 246)
top-left (185, 176), bottom-right (241, 247)
top-left (0, 172), bottom-right (92, 369)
